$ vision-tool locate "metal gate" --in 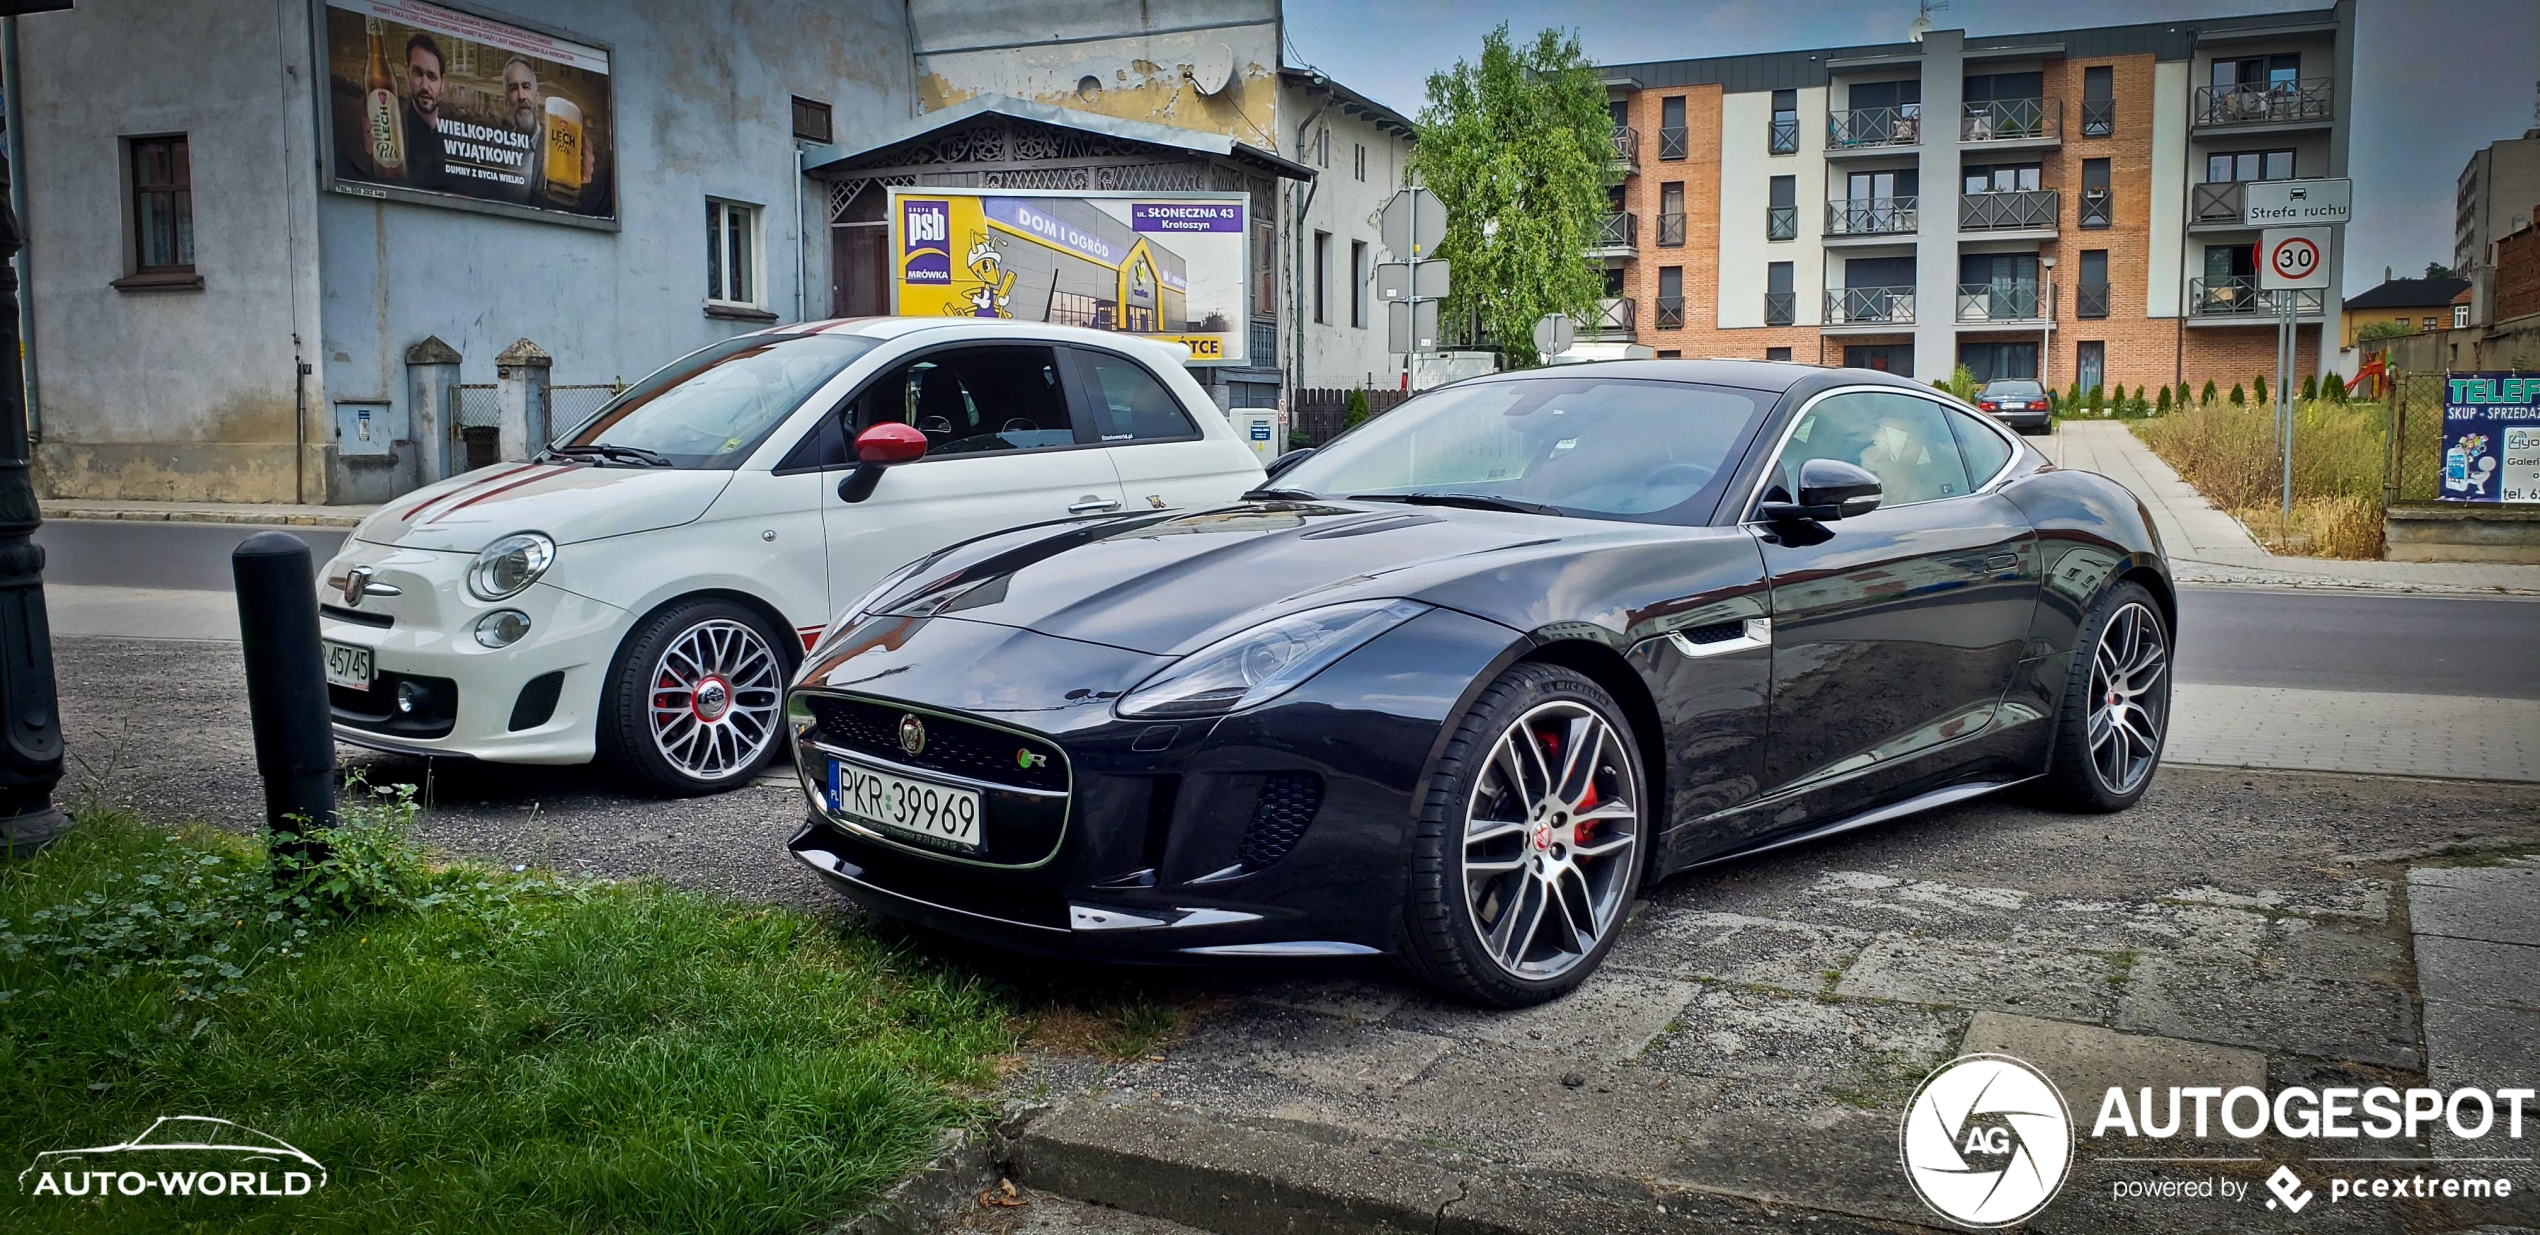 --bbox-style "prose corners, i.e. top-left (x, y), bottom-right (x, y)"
top-left (455, 383), bottom-right (502, 472)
